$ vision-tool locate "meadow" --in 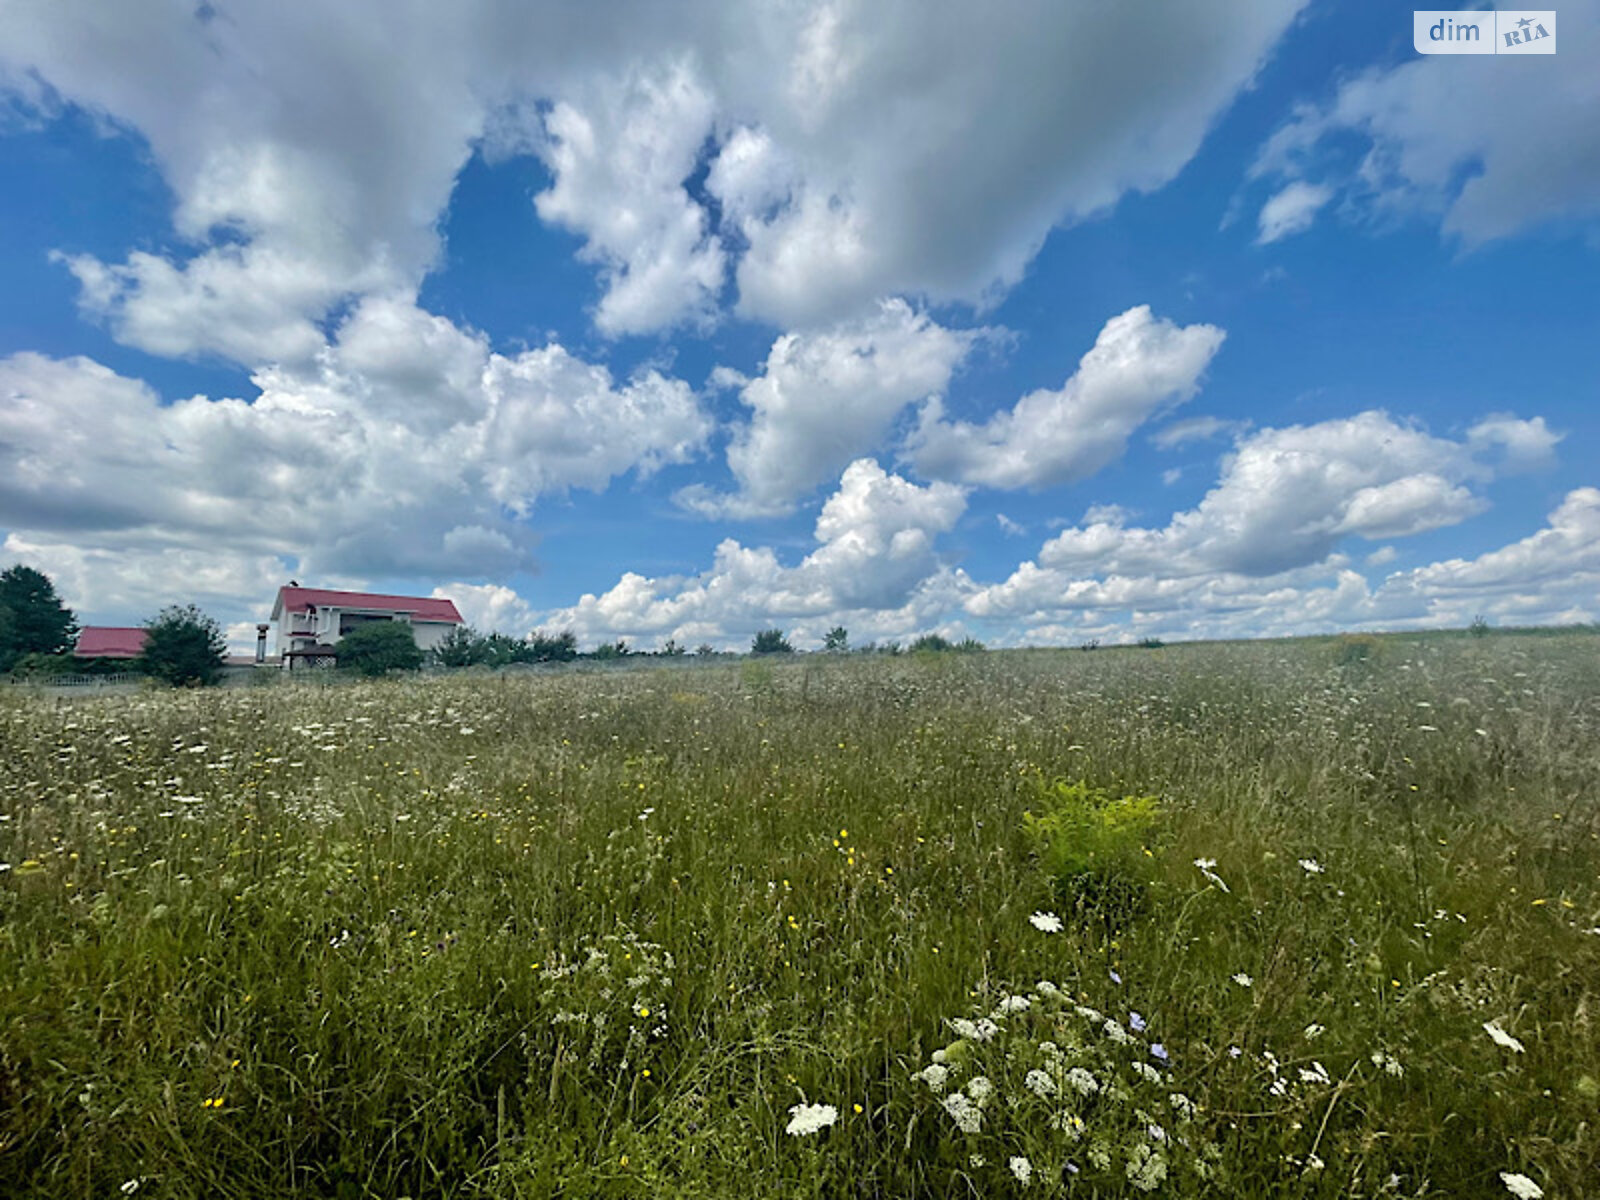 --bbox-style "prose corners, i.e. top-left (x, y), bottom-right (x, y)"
top-left (1, 633), bottom-right (1597, 1199)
